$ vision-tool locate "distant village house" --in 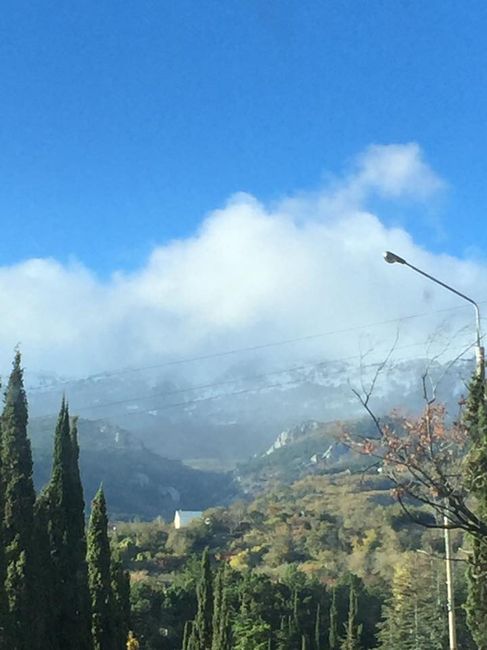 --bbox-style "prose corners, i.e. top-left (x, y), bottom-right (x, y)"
top-left (173, 509), bottom-right (203, 529)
